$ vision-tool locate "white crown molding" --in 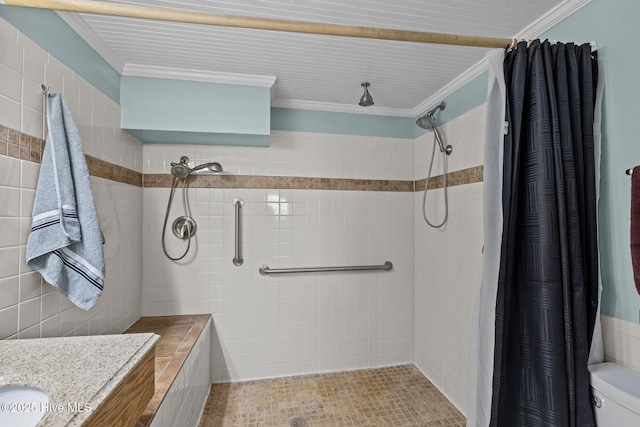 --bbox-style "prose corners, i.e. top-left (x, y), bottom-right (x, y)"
top-left (515, 0), bottom-right (591, 39)
top-left (55, 11), bottom-right (124, 73)
top-left (122, 63), bottom-right (277, 88)
top-left (411, 0), bottom-right (591, 117)
top-left (271, 98), bottom-right (414, 117)
top-left (411, 59), bottom-right (490, 117)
